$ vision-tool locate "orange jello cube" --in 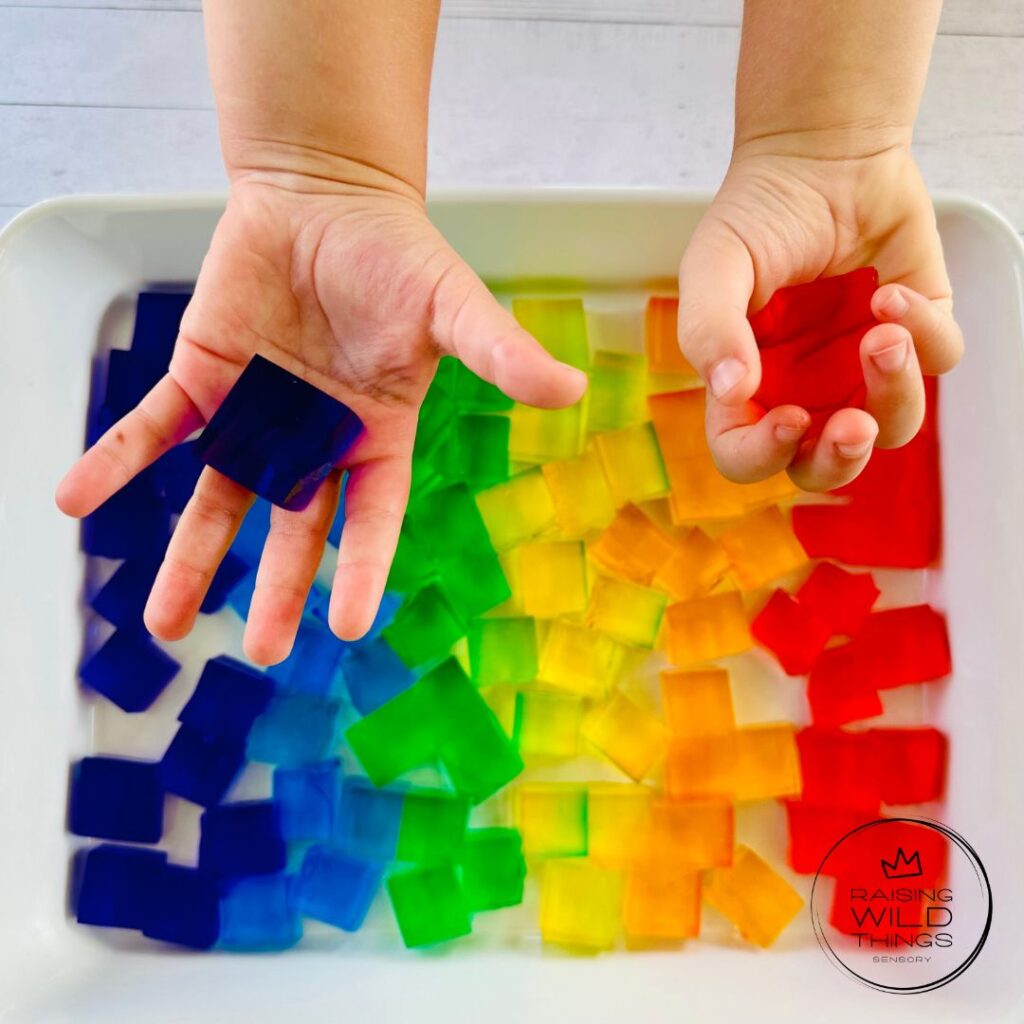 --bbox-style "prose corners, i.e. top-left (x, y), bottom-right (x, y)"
top-left (718, 506), bottom-right (807, 590)
top-left (664, 592), bottom-right (752, 666)
top-left (644, 298), bottom-right (696, 377)
top-left (652, 527), bottom-right (730, 600)
top-left (645, 798), bottom-right (733, 867)
top-left (589, 503), bottom-right (677, 586)
top-left (660, 668), bottom-right (735, 737)
top-left (623, 859), bottom-right (701, 941)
